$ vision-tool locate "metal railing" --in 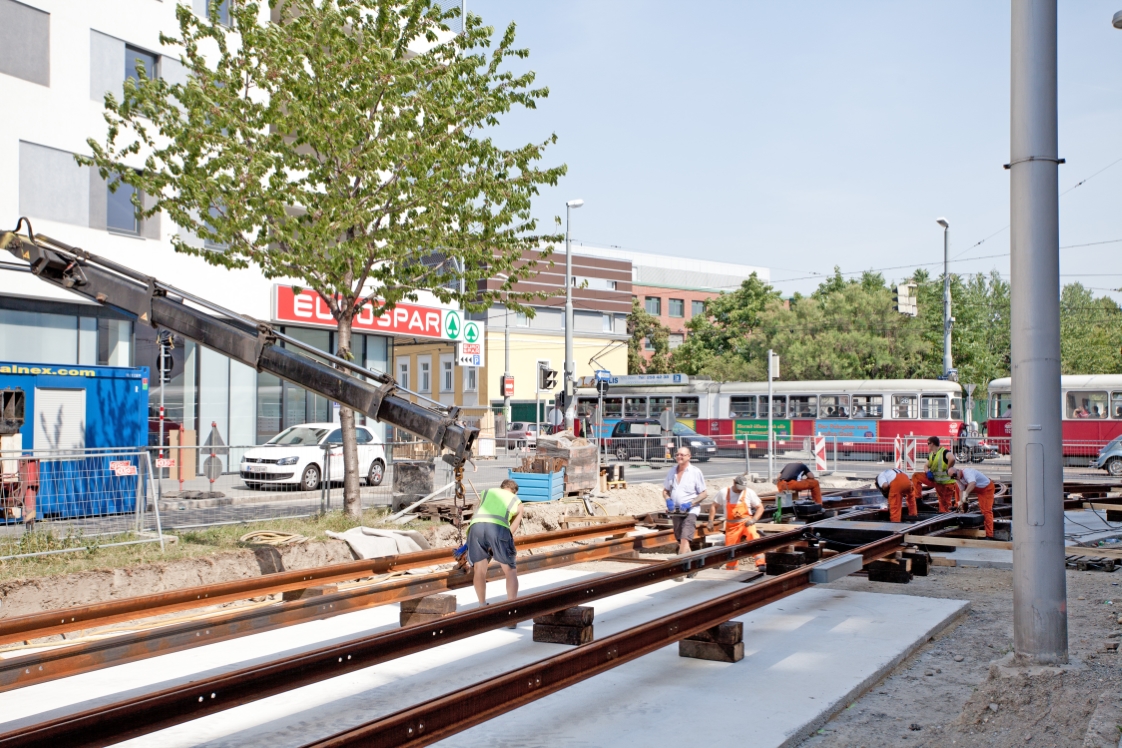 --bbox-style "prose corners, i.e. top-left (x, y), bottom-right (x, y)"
top-left (0, 448), bottom-right (165, 560)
